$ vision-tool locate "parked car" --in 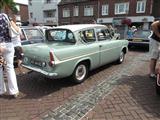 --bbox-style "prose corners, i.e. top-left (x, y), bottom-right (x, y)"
top-left (113, 32), bottom-right (120, 40)
top-left (22, 24), bottom-right (128, 83)
top-left (20, 26), bottom-right (45, 45)
top-left (126, 30), bottom-right (151, 48)
top-left (35, 26), bottom-right (53, 34)
top-left (14, 26), bottom-right (45, 67)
